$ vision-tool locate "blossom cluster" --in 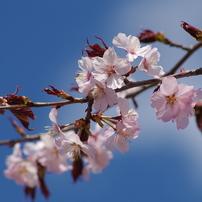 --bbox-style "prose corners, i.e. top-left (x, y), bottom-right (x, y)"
top-left (4, 31), bottom-right (202, 199)
top-left (77, 33), bottom-right (164, 112)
